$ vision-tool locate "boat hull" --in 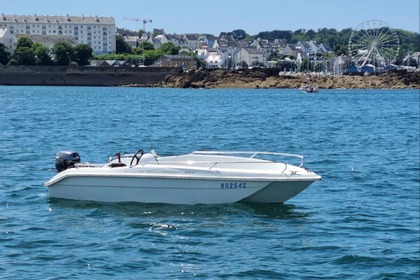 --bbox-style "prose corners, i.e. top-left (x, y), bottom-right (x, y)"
top-left (240, 180), bottom-right (314, 203)
top-left (48, 175), bottom-right (273, 204)
top-left (47, 175), bottom-right (318, 204)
